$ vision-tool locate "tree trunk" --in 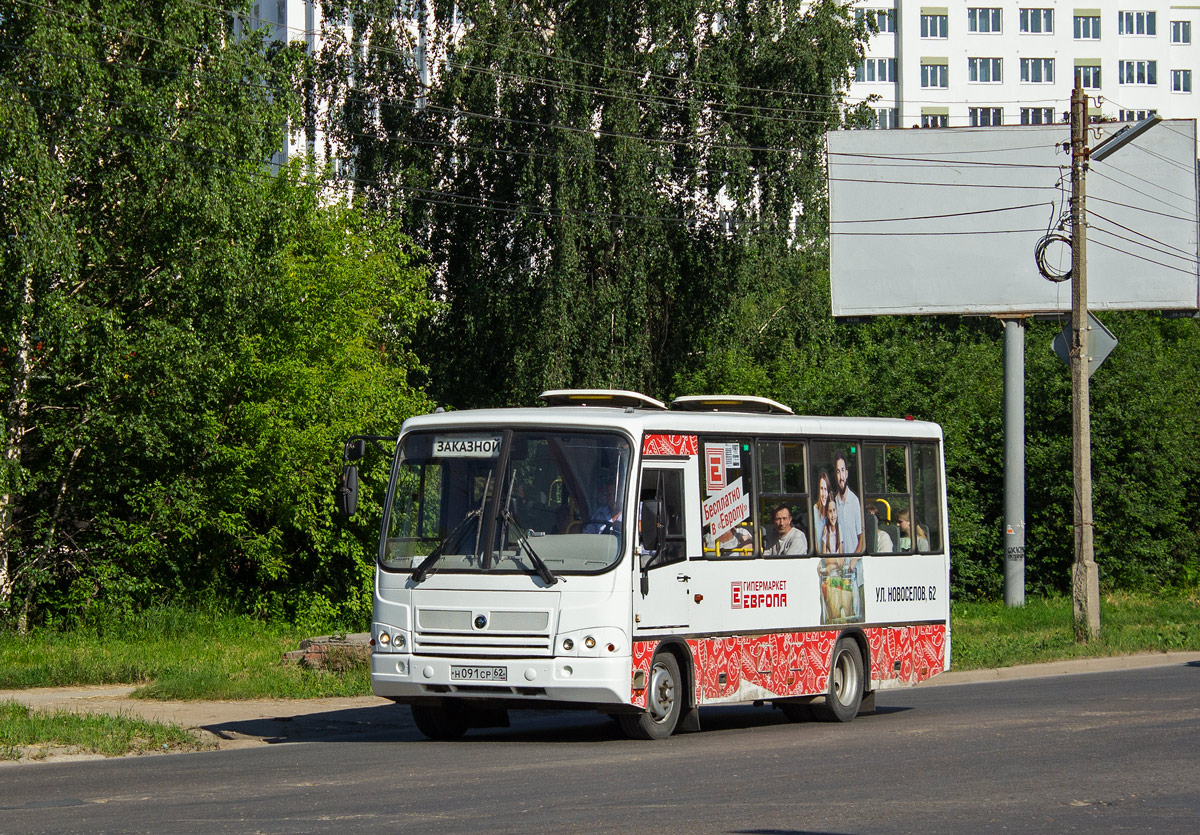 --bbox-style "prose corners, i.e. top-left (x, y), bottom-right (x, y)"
top-left (1, 269), bottom-right (35, 621)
